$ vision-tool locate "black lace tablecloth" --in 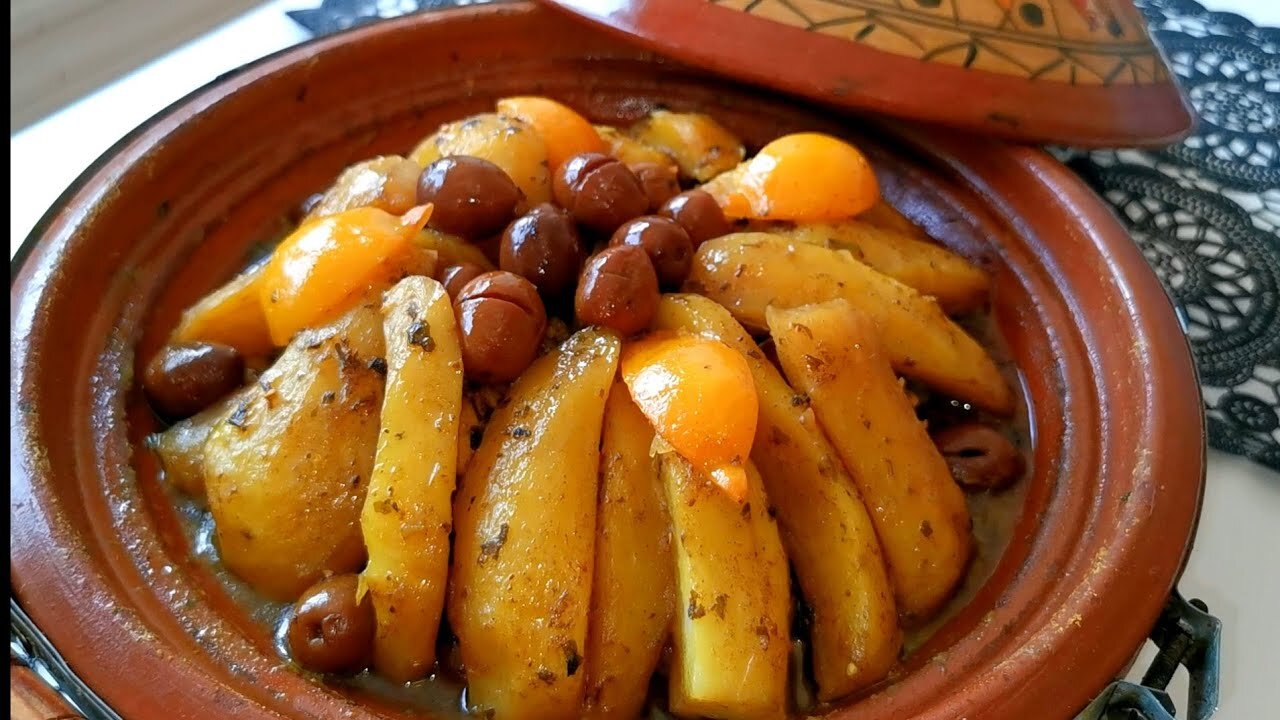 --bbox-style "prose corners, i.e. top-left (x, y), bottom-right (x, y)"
top-left (291, 0), bottom-right (1280, 471)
